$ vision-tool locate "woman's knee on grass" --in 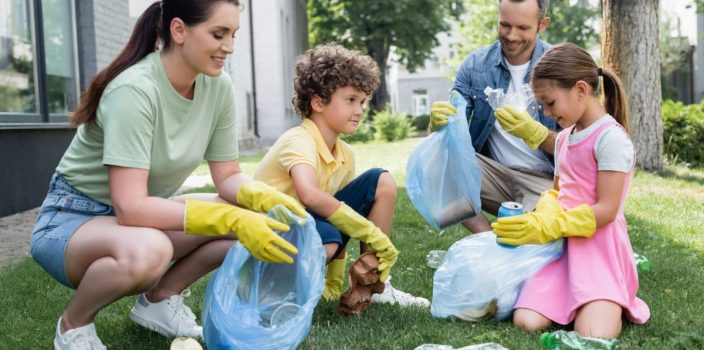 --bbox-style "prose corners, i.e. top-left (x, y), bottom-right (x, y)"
top-left (117, 228), bottom-right (173, 289)
top-left (376, 172), bottom-right (397, 200)
top-left (513, 308), bottom-right (552, 331)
